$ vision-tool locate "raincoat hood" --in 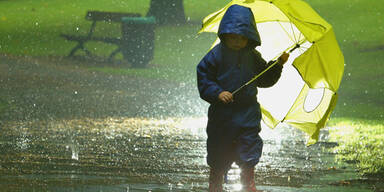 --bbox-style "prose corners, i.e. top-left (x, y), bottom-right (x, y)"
top-left (218, 4), bottom-right (261, 48)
